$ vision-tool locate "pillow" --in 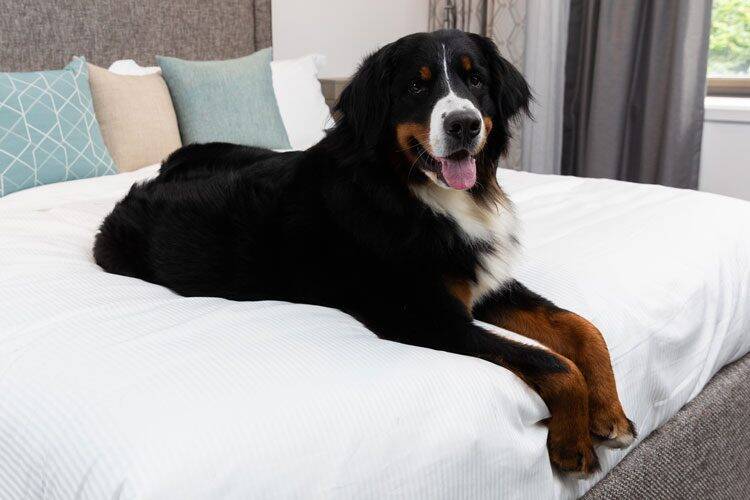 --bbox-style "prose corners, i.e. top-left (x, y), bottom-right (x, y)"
top-left (114, 54), bottom-right (331, 151)
top-left (108, 59), bottom-right (161, 76)
top-left (87, 63), bottom-right (181, 172)
top-left (0, 57), bottom-right (116, 197)
top-left (271, 54), bottom-right (332, 150)
top-left (157, 48), bottom-right (291, 149)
